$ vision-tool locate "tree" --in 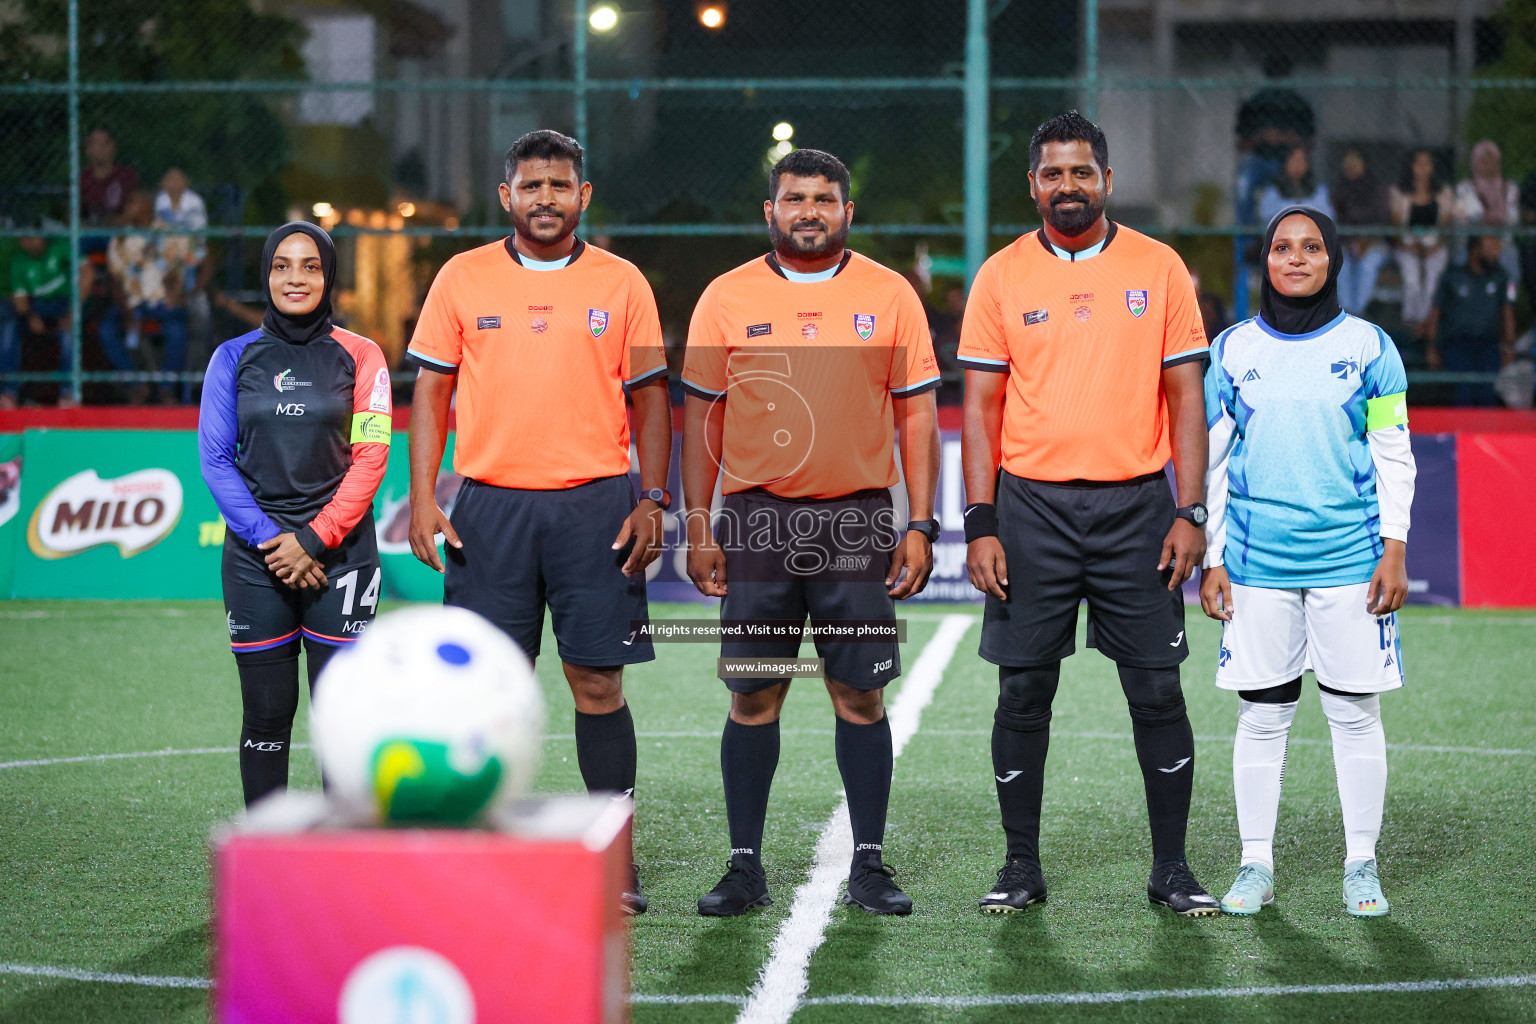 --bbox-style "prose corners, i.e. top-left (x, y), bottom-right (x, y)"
top-left (0, 0), bottom-right (306, 223)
